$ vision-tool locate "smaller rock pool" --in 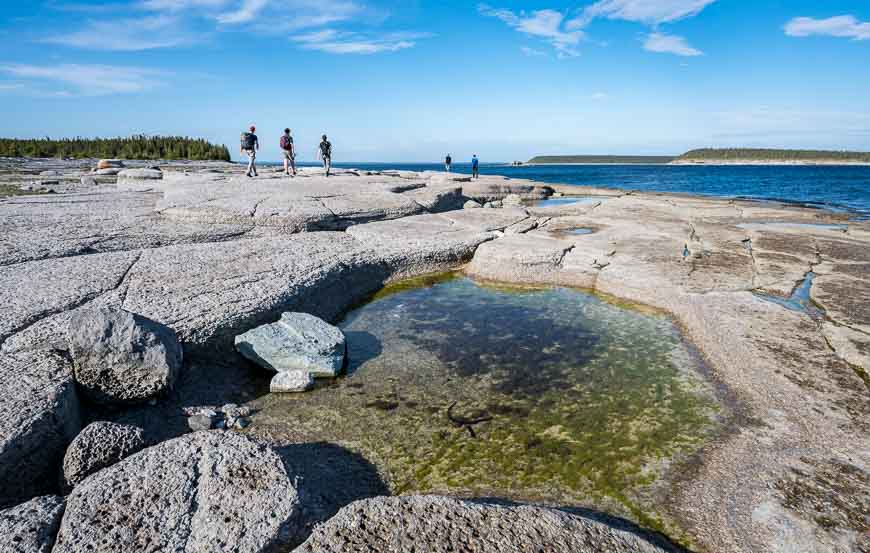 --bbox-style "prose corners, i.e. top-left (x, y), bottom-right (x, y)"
top-left (250, 273), bottom-right (725, 534)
